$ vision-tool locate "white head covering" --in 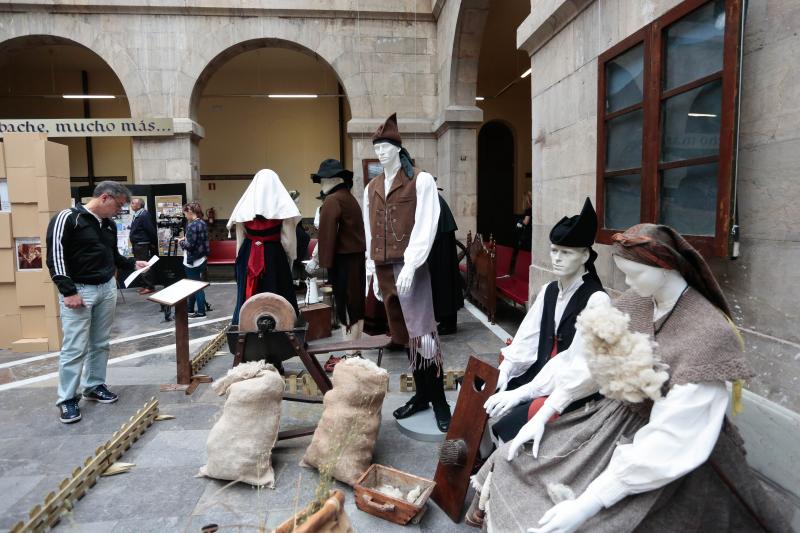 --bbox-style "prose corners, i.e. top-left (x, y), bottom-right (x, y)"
top-left (227, 169), bottom-right (302, 260)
